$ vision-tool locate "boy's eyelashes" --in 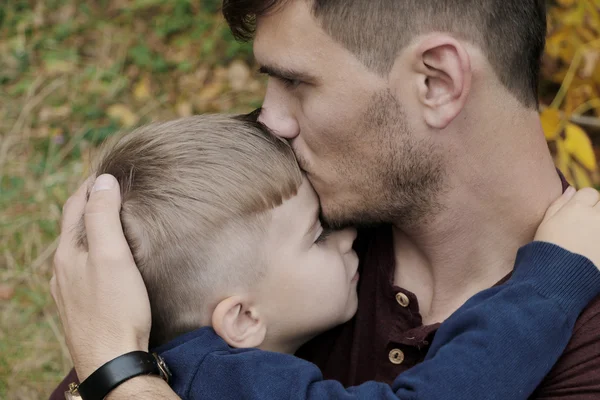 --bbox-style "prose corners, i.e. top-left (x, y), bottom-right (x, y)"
top-left (315, 228), bottom-right (333, 245)
top-left (280, 77), bottom-right (302, 89)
